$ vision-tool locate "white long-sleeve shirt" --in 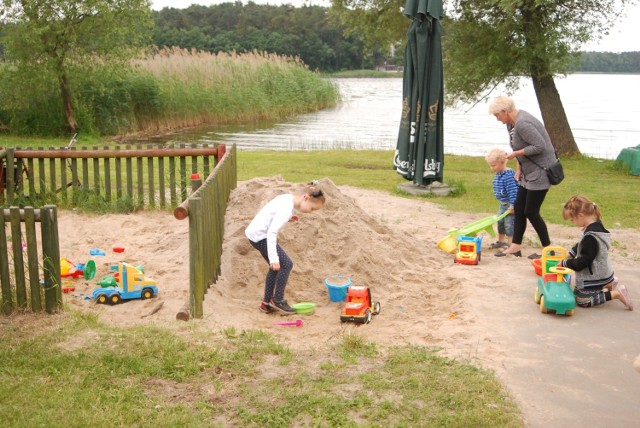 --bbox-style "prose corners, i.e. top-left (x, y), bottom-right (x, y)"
top-left (245, 194), bottom-right (295, 264)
